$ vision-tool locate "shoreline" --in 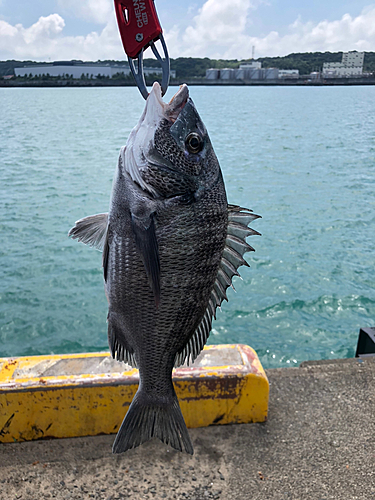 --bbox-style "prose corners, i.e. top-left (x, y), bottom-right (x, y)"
top-left (1, 77), bottom-right (375, 88)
